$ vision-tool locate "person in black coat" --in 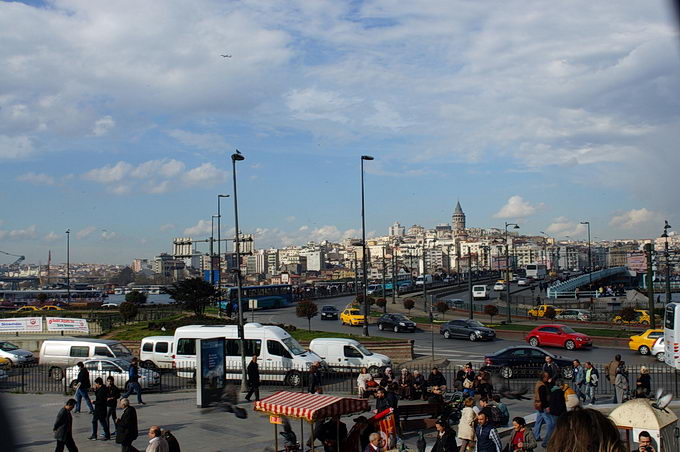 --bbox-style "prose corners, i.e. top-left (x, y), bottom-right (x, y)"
top-left (245, 355), bottom-right (260, 402)
top-left (431, 419), bottom-right (456, 452)
top-left (89, 378), bottom-right (111, 440)
top-left (309, 362), bottom-right (322, 394)
top-left (427, 367), bottom-right (447, 393)
top-left (53, 398), bottom-right (78, 452)
top-left (106, 376), bottom-right (121, 433)
top-left (74, 362), bottom-right (94, 414)
top-left (115, 398), bottom-right (138, 452)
